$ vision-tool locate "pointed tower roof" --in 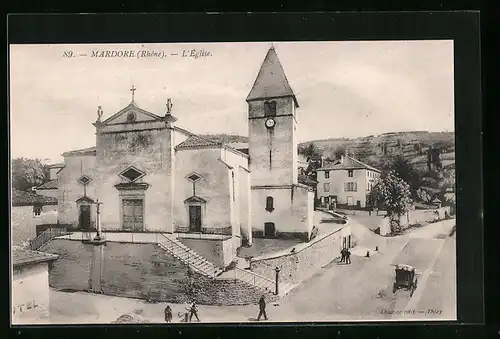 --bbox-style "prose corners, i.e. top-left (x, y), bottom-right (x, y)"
top-left (246, 46), bottom-right (299, 107)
